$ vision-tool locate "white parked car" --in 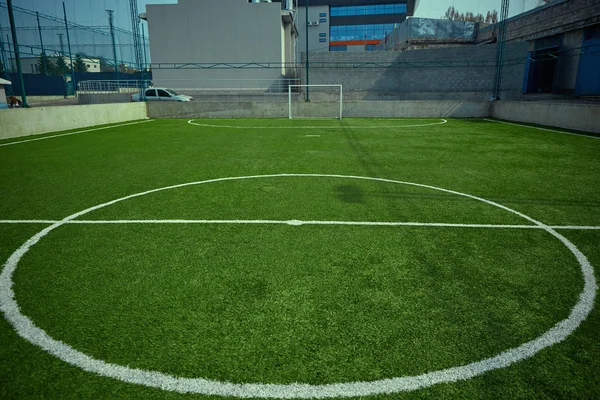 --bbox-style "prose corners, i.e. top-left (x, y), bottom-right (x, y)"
top-left (131, 87), bottom-right (192, 102)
